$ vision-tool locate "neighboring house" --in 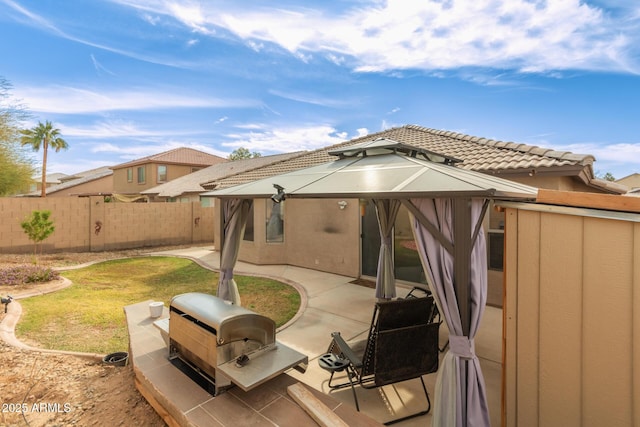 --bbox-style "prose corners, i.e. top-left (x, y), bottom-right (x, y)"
top-left (22, 166), bottom-right (114, 197)
top-left (25, 172), bottom-right (68, 194)
top-left (617, 172), bottom-right (640, 191)
top-left (142, 152), bottom-right (302, 203)
top-left (204, 124), bottom-right (628, 306)
top-left (110, 147), bottom-right (227, 196)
